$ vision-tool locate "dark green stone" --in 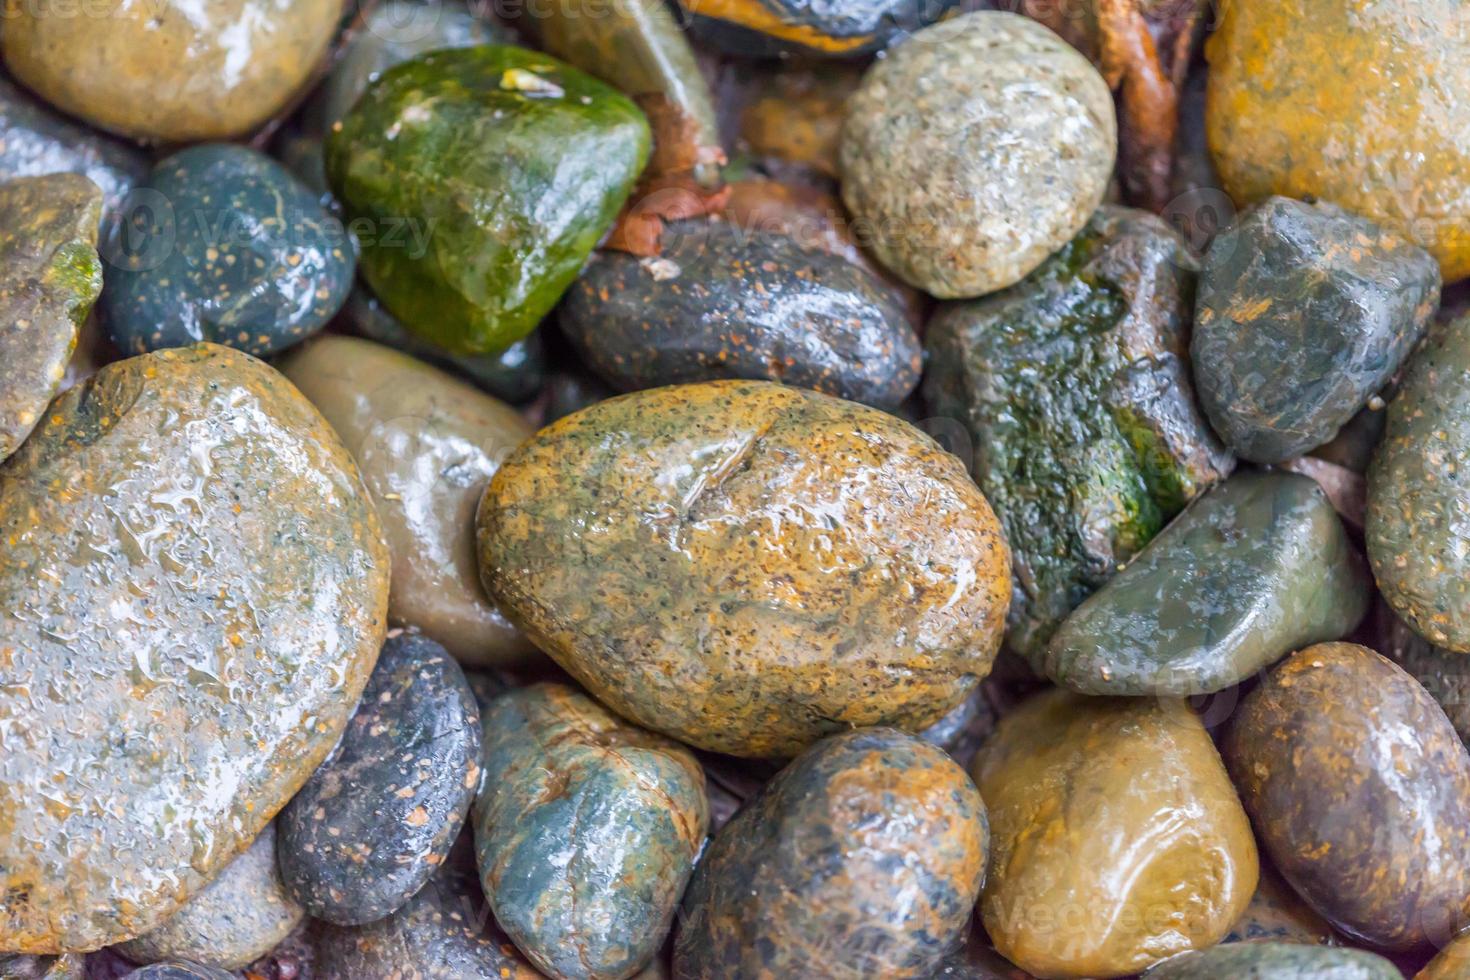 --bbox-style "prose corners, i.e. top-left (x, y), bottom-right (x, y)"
top-left (924, 205), bottom-right (1234, 658)
top-left (1378, 599), bottom-right (1470, 747)
top-left (326, 44), bottom-right (650, 355)
top-left (1369, 313), bottom-right (1470, 652)
top-left (1192, 196), bottom-right (1438, 464)
top-left (1044, 471), bottom-right (1371, 696)
top-left (1142, 943), bottom-right (1401, 979)
top-left (473, 684), bottom-right (706, 980)
top-left (278, 633), bottom-right (481, 926)
top-left (560, 220), bottom-right (921, 408)
top-left (101, 144), bottom-right (354, 358)
top-left (0, 173), bottom-right (102, 463)
top-left (681, 0), bottom-right (956, 58)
